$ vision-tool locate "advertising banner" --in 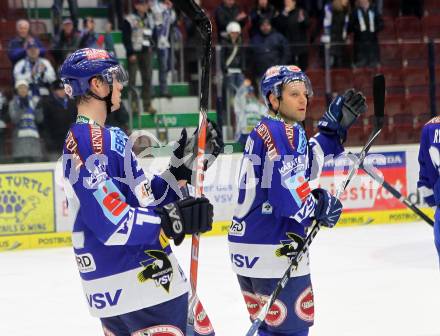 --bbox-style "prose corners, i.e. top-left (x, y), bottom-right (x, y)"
top-left (0, 170), bottom-right (55, 236)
